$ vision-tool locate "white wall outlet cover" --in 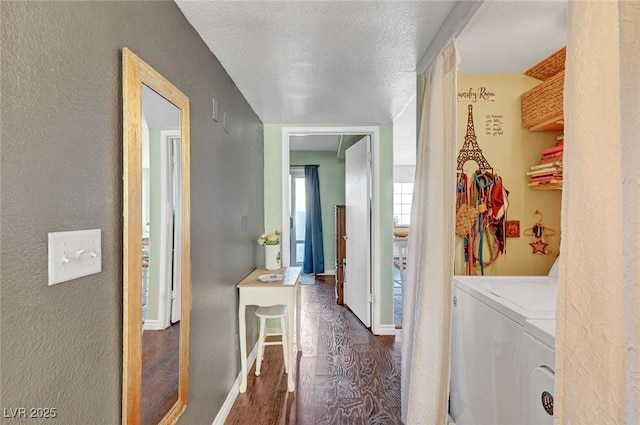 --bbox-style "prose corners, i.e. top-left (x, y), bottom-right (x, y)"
top-left (48, 229), bottom-right (102, 286)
